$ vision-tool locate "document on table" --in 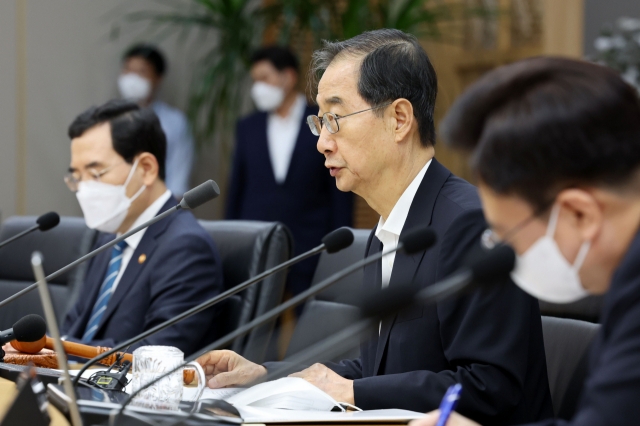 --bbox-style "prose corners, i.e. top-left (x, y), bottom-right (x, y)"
top-left (235, 407), bottom-right (425, 423)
